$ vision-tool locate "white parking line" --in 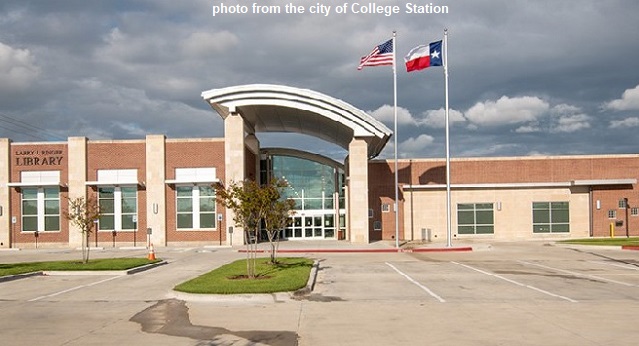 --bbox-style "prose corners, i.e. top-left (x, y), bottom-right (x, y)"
top-left (451, 261), bottom-right (578, 303)
top-left (518, 260), bottom-right (636, 287)
top-left (28, 276), bottom-right (122, 302)
top-left (385, 262), bottom-right (446, 303)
